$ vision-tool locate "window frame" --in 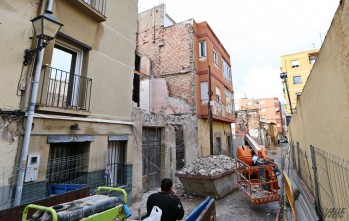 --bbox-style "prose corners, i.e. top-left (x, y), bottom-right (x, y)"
top-left (309, 56), bottom-right (316, 64)
top-left (213, 48), bottom-right (218, 66)
top-left (291, 60), bottom-right (300, 68)
top-left (51, 42), bottom-right (84, 108)
top-left (216, 86), bottom-right (221, 103)
top-left (199, 41), bottom-right (207, 58)
top-left (224, 88), bottom-right (234, 115)
top-left (293, 76), bottom-right (302, 84)
top-left (52, 42), bottom-right (84, 77)
top-left (222, 59), bottom-right (231, 82)
top-left (200, 82), bottom-right (209, 102)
